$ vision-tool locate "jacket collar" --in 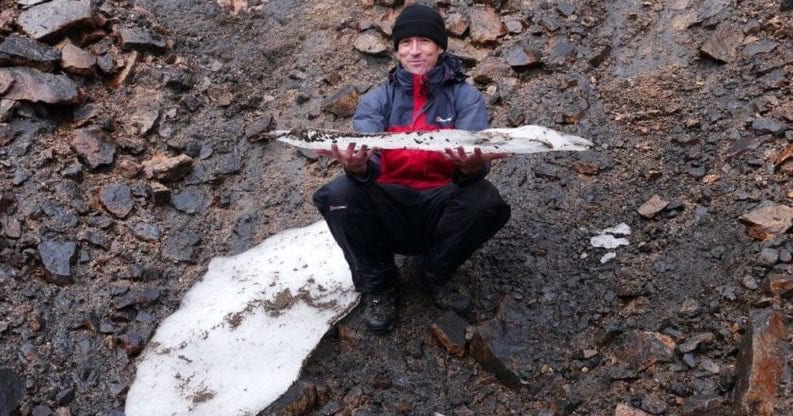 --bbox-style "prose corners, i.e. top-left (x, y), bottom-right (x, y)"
top-left (389, 53), bottom-right (466, 90)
